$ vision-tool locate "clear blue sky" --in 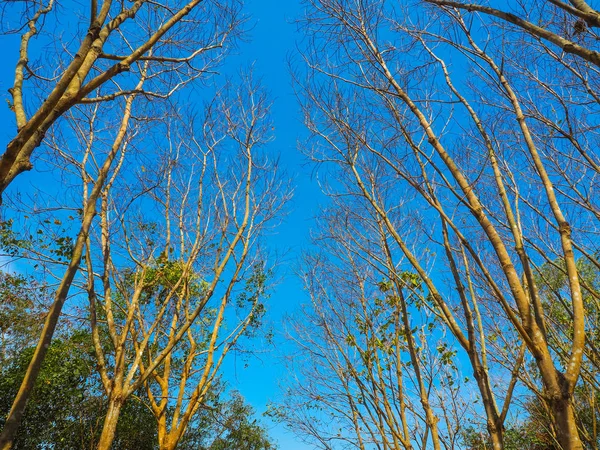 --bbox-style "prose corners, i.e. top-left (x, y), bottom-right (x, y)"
top-left (219, 2), bottom-right (321, 448)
